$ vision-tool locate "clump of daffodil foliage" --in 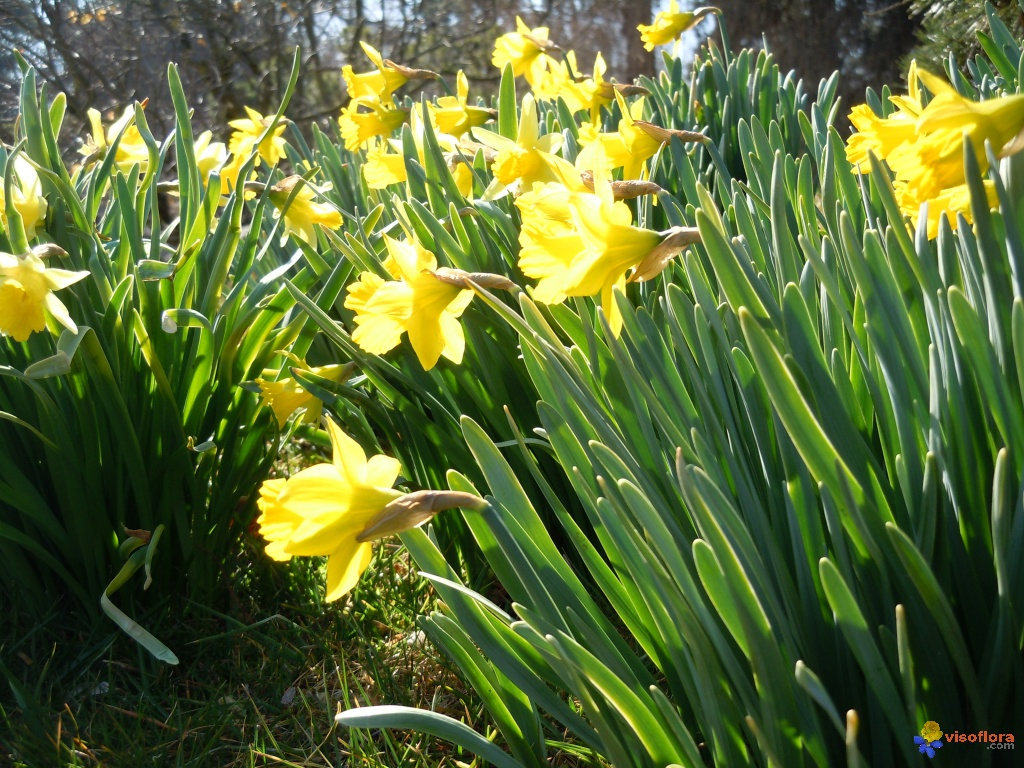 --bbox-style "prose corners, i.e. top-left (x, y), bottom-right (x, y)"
top-left (4, 3), bottom-right (1024, 767)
